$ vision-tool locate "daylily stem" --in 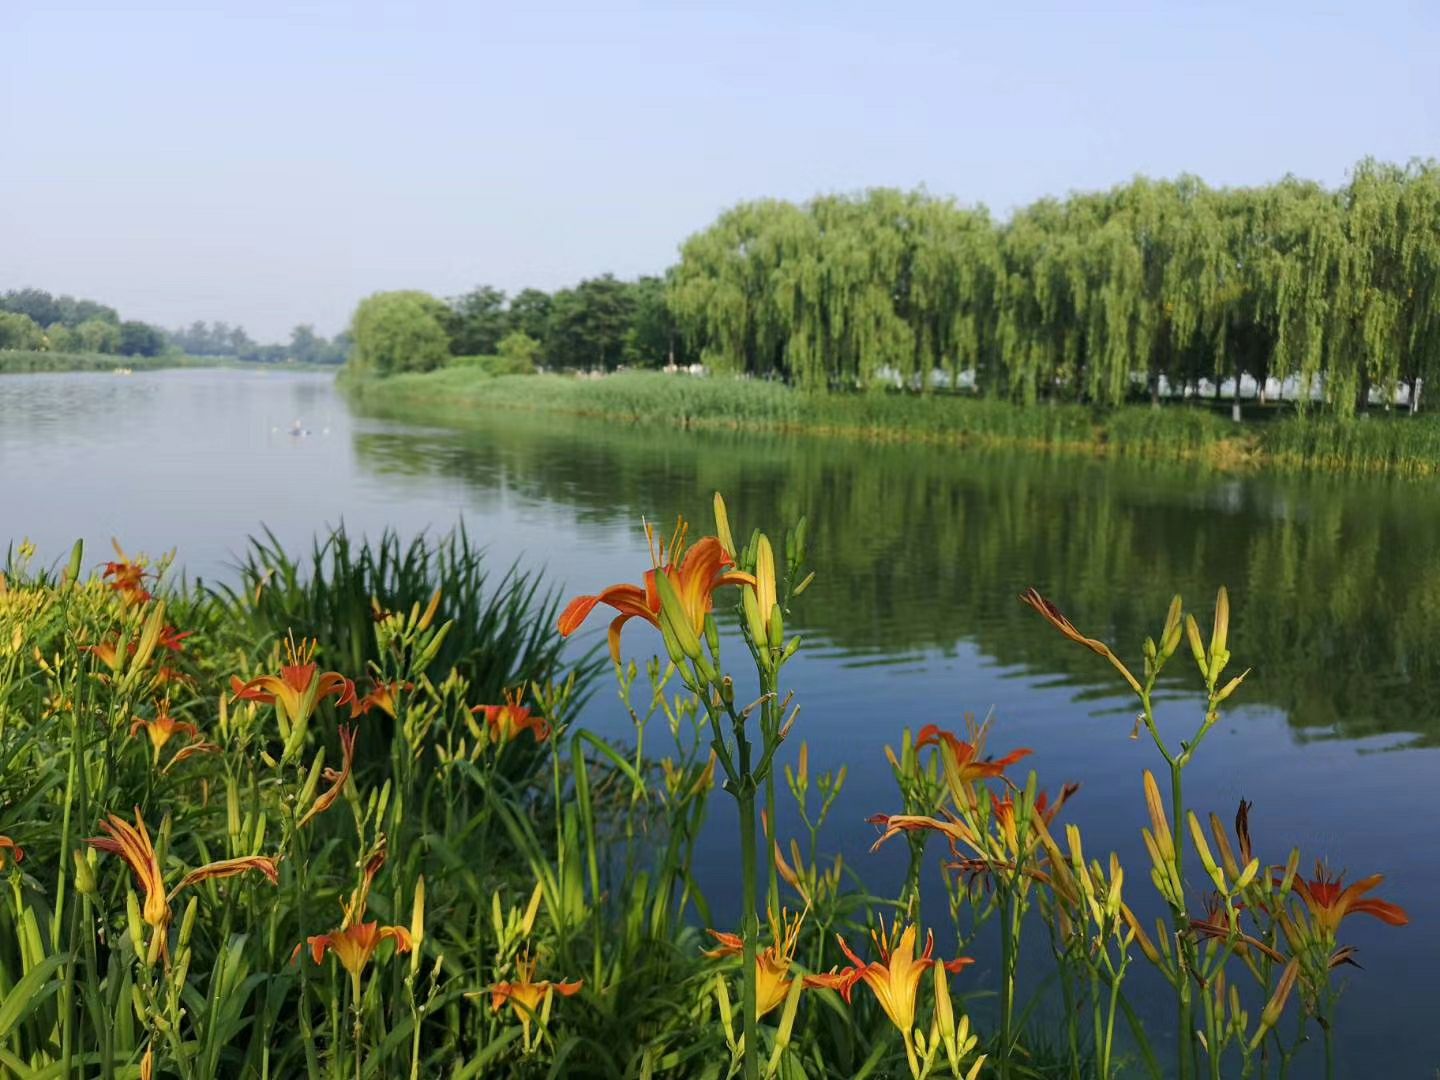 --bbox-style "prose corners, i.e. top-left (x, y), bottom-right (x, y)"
top-left (737, 785), bottom-right (760, 1080)
top-left (1170, 759), bottom-right (1194, 1080)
